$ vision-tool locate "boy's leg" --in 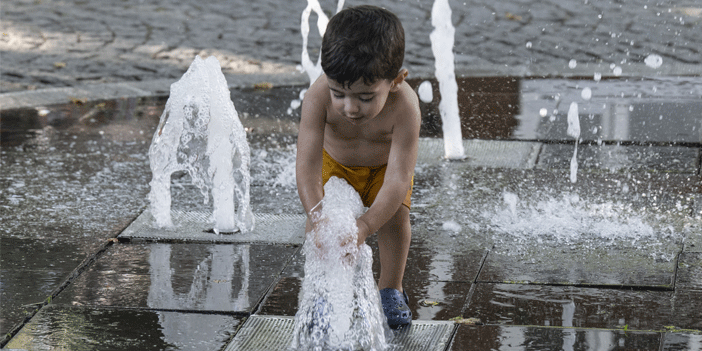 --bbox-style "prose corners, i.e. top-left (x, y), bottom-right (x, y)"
top-left (376, 204), bottom-right (411, 291)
